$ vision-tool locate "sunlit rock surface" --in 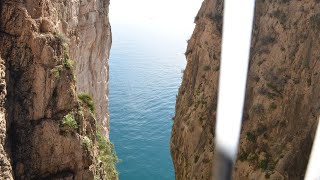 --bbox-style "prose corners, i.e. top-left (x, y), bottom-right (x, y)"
top-left (0, 0), bottom-right (115, 178)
